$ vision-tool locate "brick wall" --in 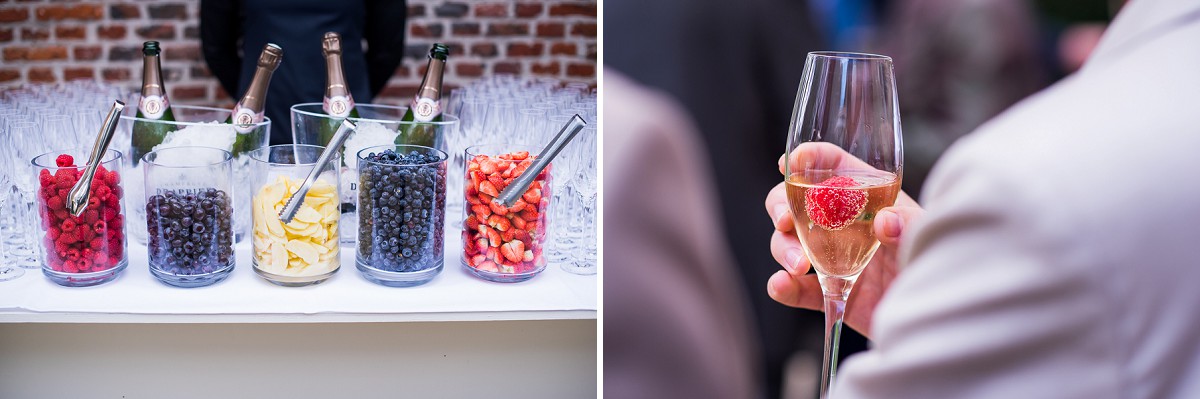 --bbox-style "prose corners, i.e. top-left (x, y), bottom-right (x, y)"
top-left (0, 0), bottom-right (597, 107)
